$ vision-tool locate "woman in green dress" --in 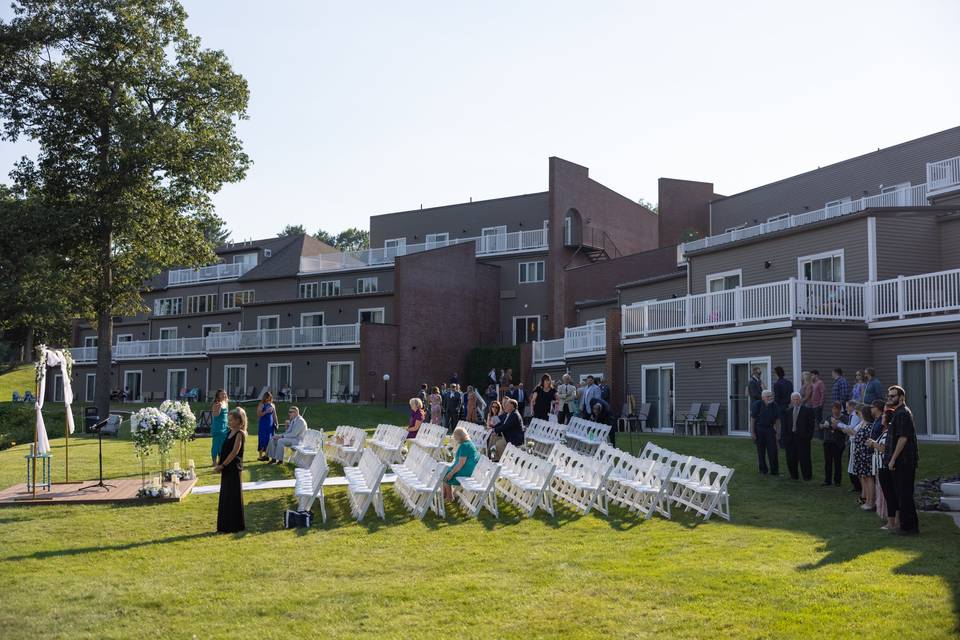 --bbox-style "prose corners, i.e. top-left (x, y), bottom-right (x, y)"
top-left (211, 389), bottom-right (229, 466)
top-left (442, 426), bottom-right (480, 500)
